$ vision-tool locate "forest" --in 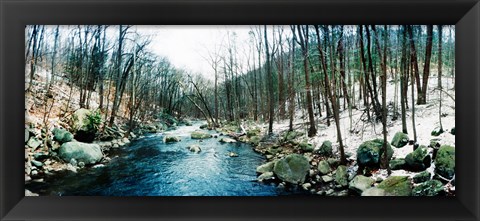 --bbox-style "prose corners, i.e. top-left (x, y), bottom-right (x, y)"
top-left (25, 25), bottom-right (455, 196)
